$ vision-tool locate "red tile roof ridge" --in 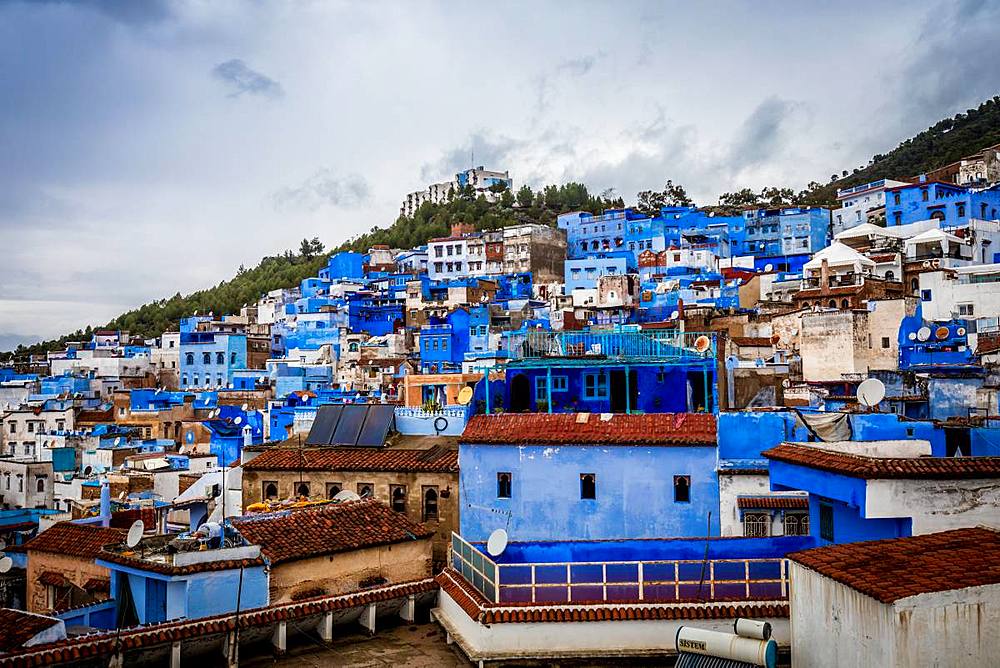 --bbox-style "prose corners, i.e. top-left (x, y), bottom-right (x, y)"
top-left (789, 527), bottom-right (1000, 604)
top-left (461, 413), bottom-right (717, 446)
top-left (764, 443), bottom-right (1000, 479)
top-left (0, 578), bottom-right (437, 664)
top-left (20, 523), bottom-right (127, 559)
top-left (242, 446), bottom-right (458, 472)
